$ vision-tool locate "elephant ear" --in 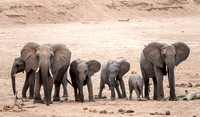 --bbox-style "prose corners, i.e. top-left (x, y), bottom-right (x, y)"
top-left (51, 44), bottom-right (71, 72)
top-left (118, 60), bottom-right (130, 78)
top-left (70, 60), bottom-right (78, 74)
top-left (172, 42), bottom-right (190, 66)
top-left (86, 60), bottom-right (101, 77)
top-left (21, 42), bottom-right (40, 72)
top-left (143, 42), bottom-right (165, 68)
